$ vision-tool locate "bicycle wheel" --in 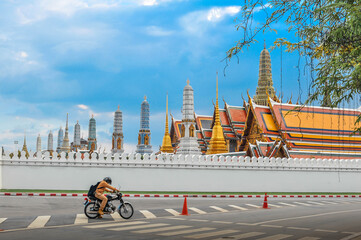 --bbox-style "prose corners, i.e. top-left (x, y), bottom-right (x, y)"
top-left (84, 202), bottom-right (99, 219)
top-left (118, 202), bottom-right (134, 219)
